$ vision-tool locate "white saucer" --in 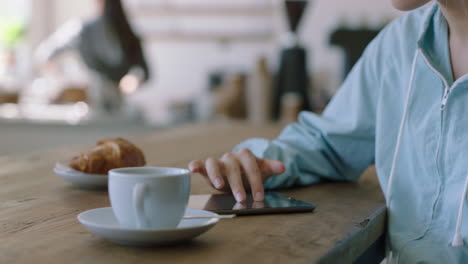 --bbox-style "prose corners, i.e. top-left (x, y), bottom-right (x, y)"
top-left (54, 162), bottom-right (107, 189)
top-left (78, 207), bottom-right (219, 246)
